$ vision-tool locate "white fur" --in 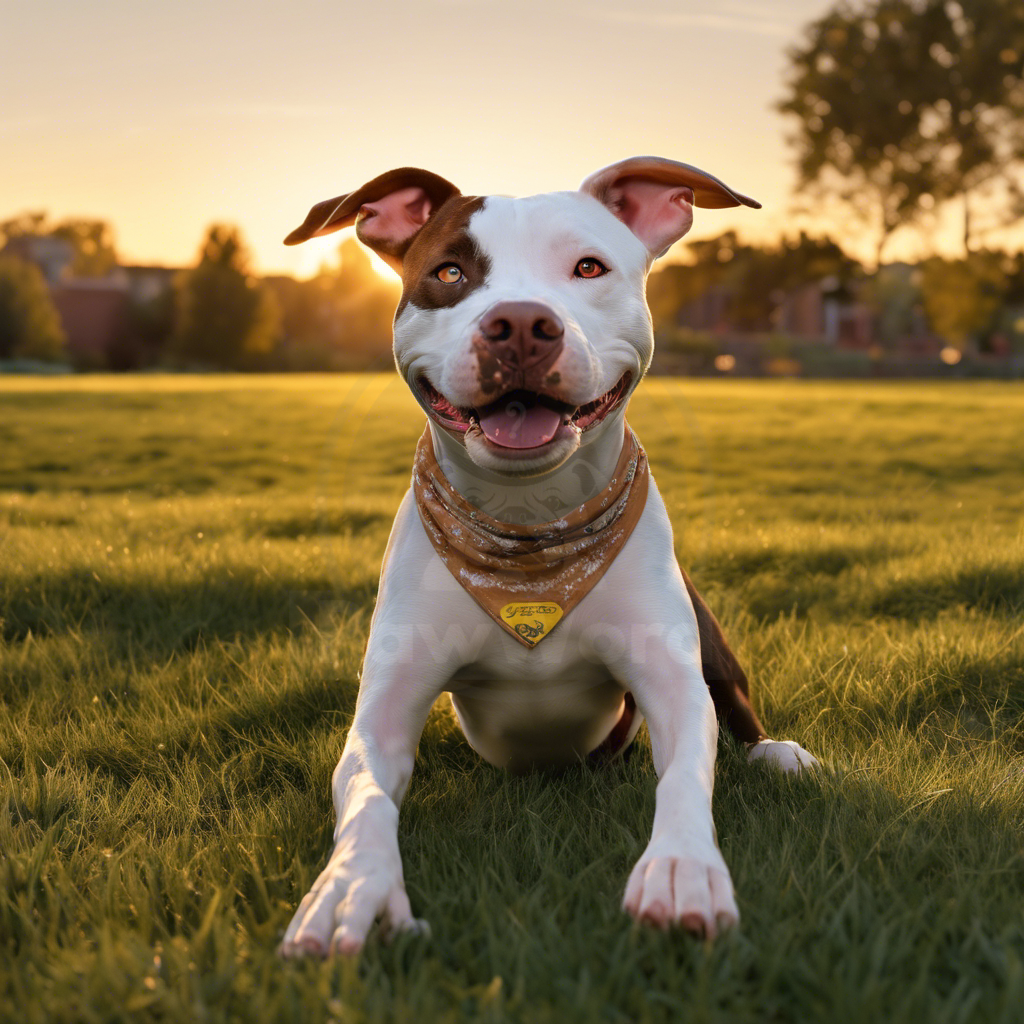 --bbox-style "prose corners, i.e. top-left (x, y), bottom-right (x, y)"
top-left (280, 183), bottom-right (814, 959)
top-left (747, 738), bottom-right (820, 772)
